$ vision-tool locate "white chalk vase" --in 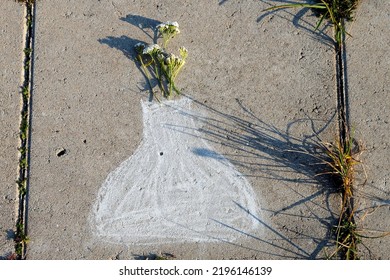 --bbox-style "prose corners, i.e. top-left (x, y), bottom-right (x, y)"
top-left (91, 97), bottom-right (262, 244)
